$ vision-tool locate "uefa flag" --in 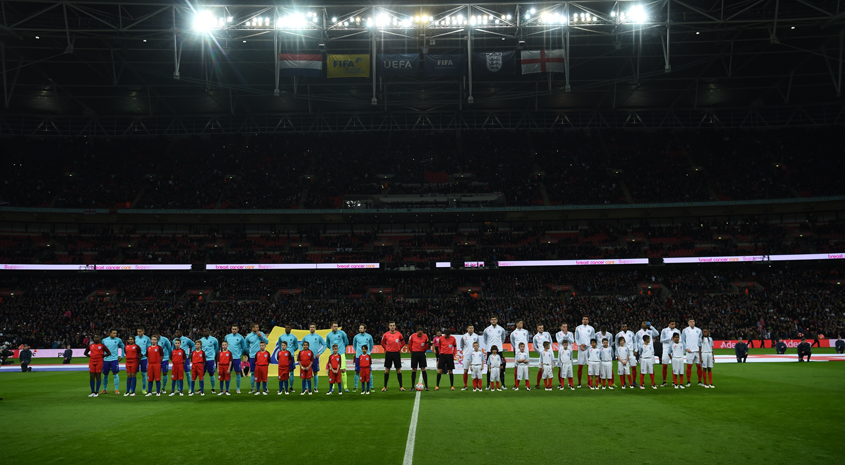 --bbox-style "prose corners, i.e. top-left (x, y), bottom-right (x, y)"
top-left (278, 54), bottom-right (323, 77)
top-left (520, 50), bottom-right (565, 74)
top-left (327, 54), bottom-right (371, 78)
